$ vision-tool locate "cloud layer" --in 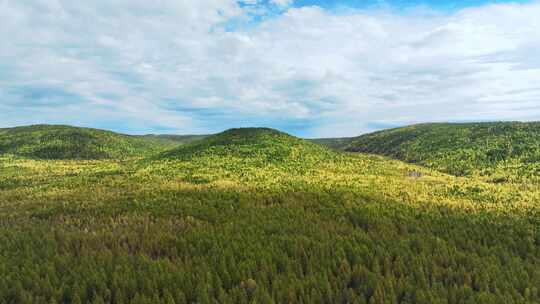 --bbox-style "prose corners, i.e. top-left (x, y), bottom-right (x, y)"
top-left (1, 0), bottom-right (539, 136)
